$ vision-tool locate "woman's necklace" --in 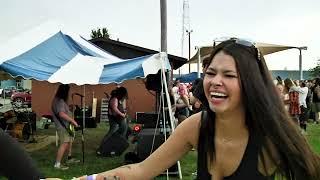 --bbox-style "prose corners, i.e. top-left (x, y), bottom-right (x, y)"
top-left (220, 137), bottom-right (233, 144)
